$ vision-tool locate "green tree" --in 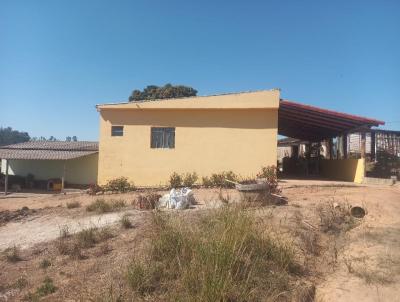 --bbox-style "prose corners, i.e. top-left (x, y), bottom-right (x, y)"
top-left (128, 84), bottom-right (197, 102)
top-left (0, 127), bottom-right (30, 146)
